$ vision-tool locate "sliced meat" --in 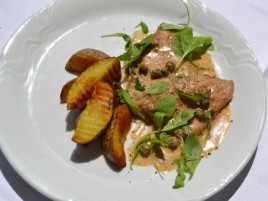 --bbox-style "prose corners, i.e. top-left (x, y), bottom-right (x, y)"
top-left (126, 25), bottom-right (234, 135)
